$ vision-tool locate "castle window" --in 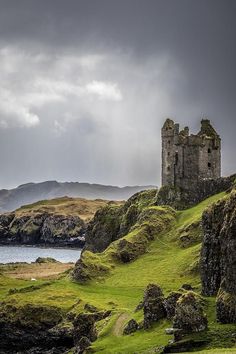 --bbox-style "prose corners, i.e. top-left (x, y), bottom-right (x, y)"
top-left (167, 166), bottom-right (170, 171)
top-left (208, 148), bottom-right (211, 153)
top-left (168, 152), bottom-right (170, 156)
top-left (168, 140), bottom-right (171, 145)
top-left (208, 162), bottom-right (211, 168)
